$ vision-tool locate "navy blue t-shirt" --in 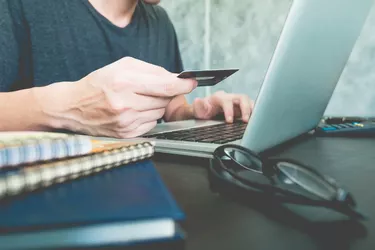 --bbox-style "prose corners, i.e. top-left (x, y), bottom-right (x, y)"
top-left (0, 0), bottom-right (183, 91)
